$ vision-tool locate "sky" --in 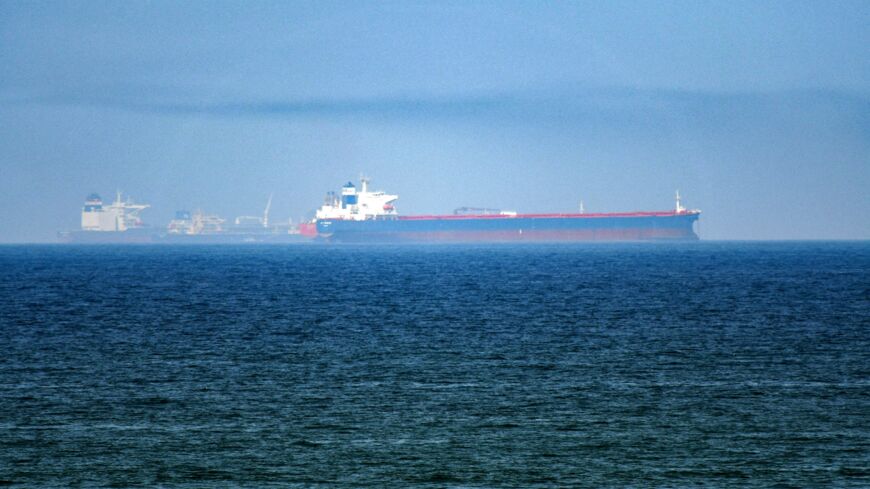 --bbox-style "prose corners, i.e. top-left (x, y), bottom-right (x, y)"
top-left (0, 0), bottom-right (868, 241)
